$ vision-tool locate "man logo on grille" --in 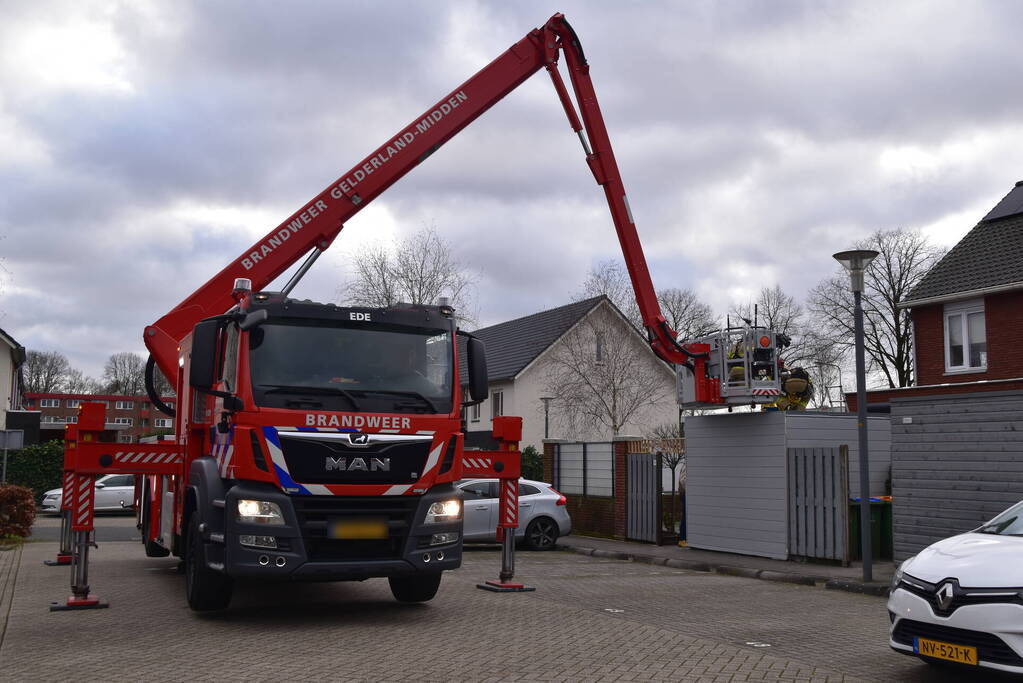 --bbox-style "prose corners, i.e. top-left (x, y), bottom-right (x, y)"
top-left (348, 433), bottom-right (370, 446)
